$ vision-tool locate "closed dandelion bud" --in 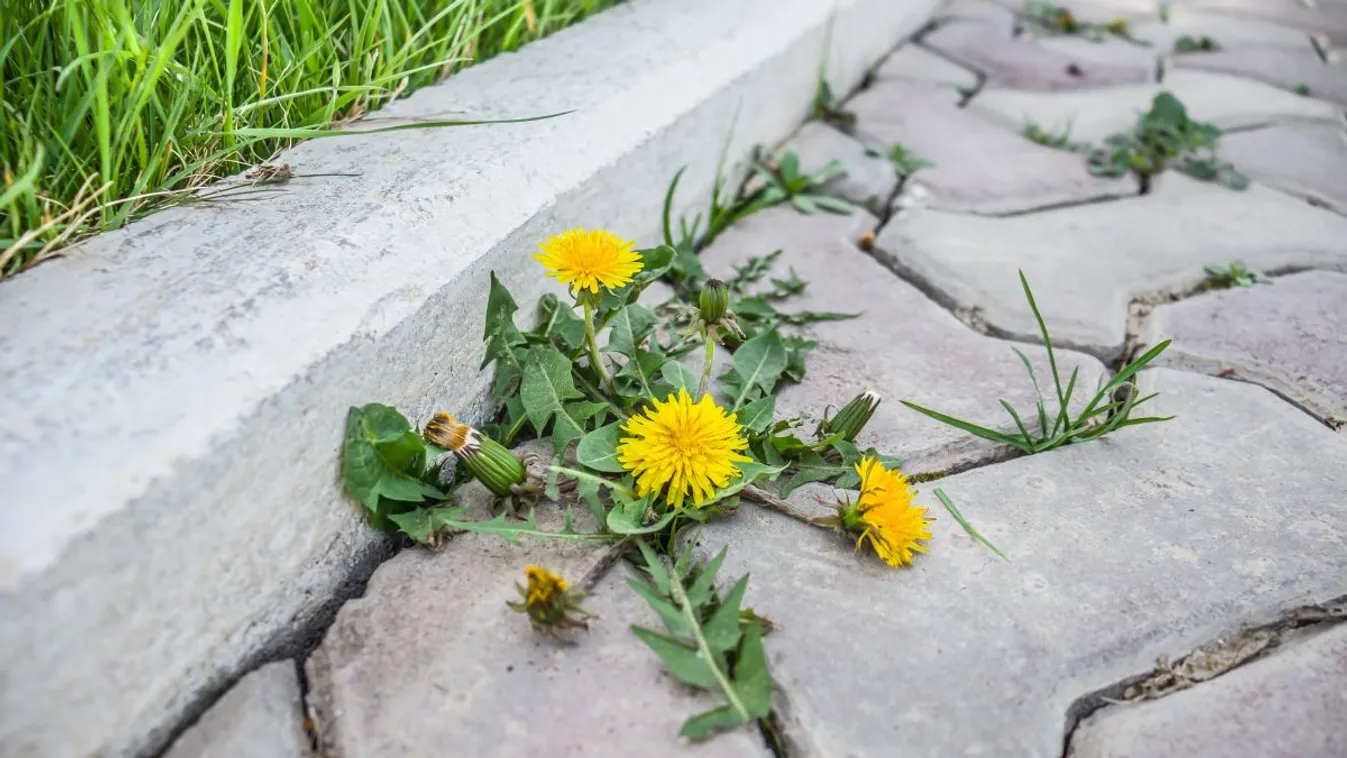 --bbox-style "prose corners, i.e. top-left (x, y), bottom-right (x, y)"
top-left (698, 279), bottom-right (731, 323)
top-left (1106, 17), bottom-right (1129, 34)
top-left (507, 565), bottom-right (592, 632)
top-left (423, 412), bottom-right (525, 497)
top-left (827, 390), bottom-right (881, 442)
